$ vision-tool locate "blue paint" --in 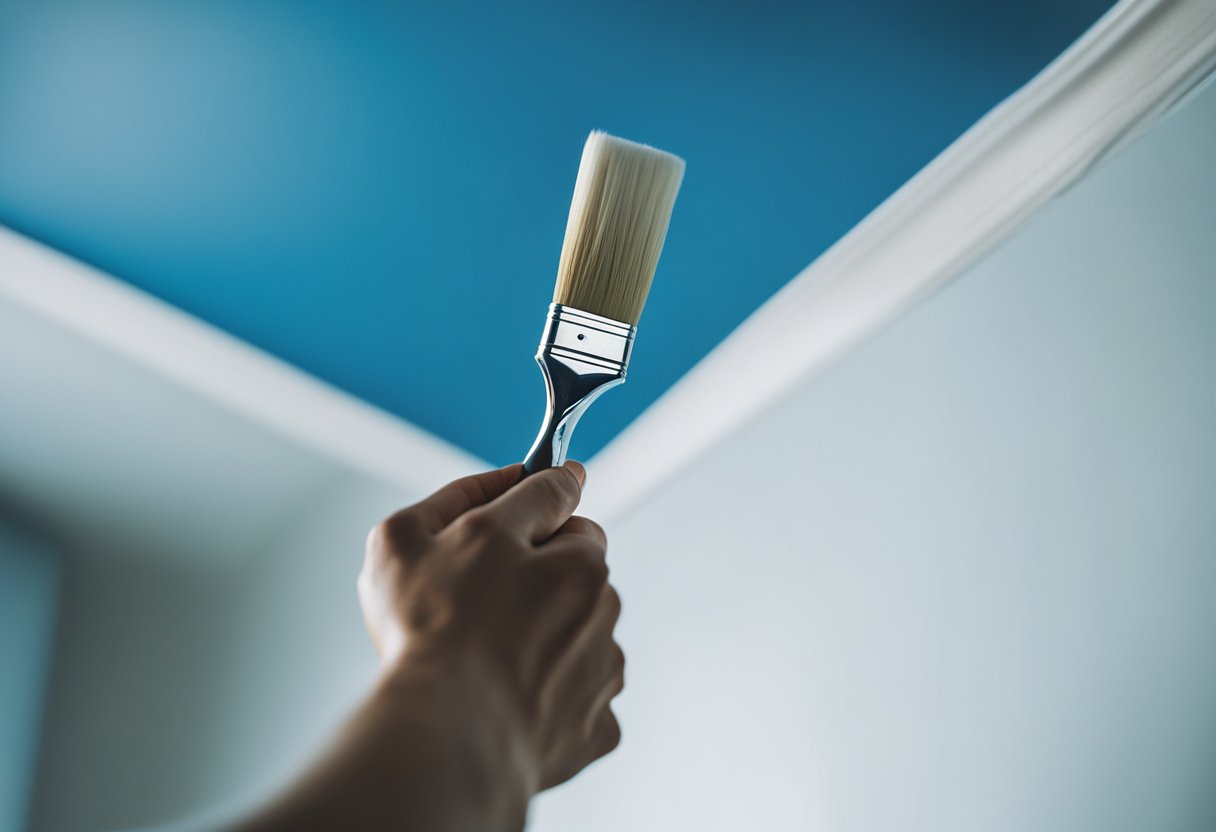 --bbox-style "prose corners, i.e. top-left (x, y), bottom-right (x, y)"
top-left (0, 0), bottom-right (1113, 464)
